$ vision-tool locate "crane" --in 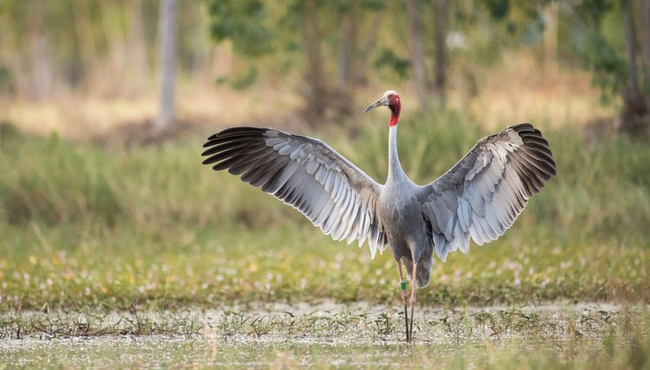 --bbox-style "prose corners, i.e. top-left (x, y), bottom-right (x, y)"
top-left (201, 90), bottom-right (557, 342)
